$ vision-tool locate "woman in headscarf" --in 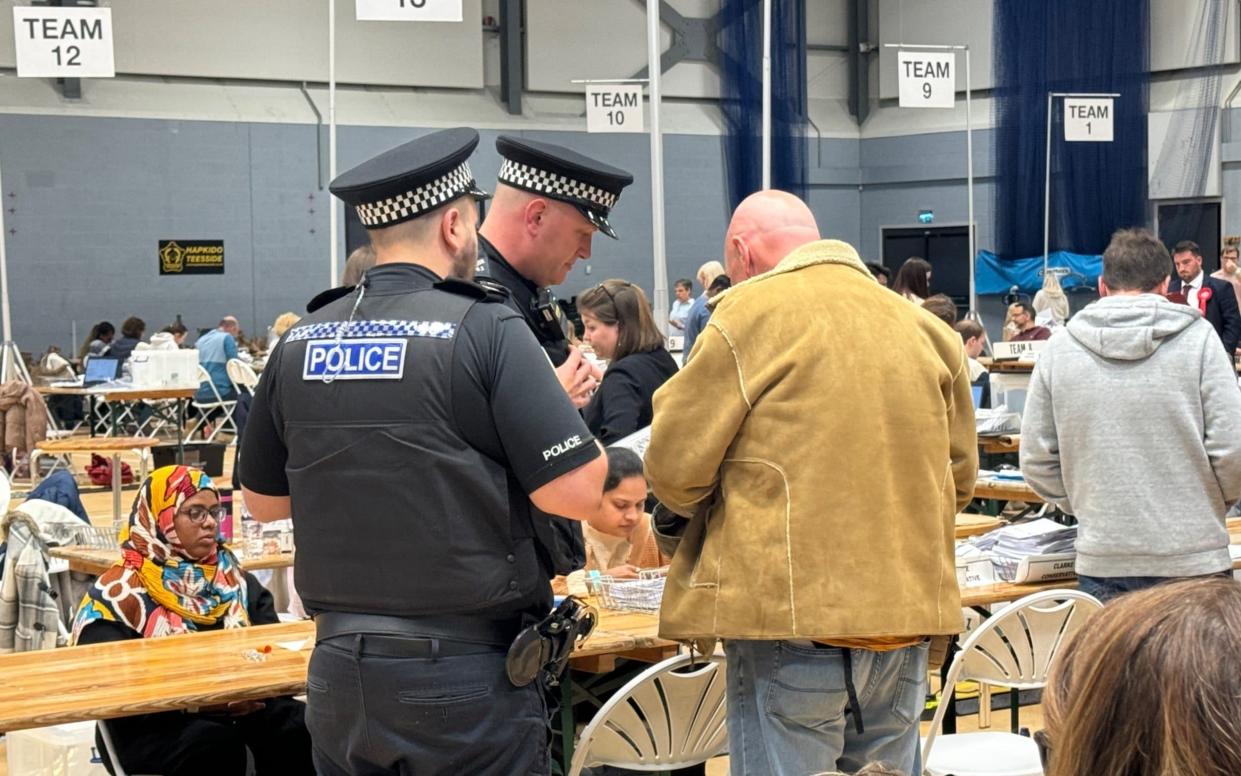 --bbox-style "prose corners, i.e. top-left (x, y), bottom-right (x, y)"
top-left (72, 465), bottom-right (311, 776)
